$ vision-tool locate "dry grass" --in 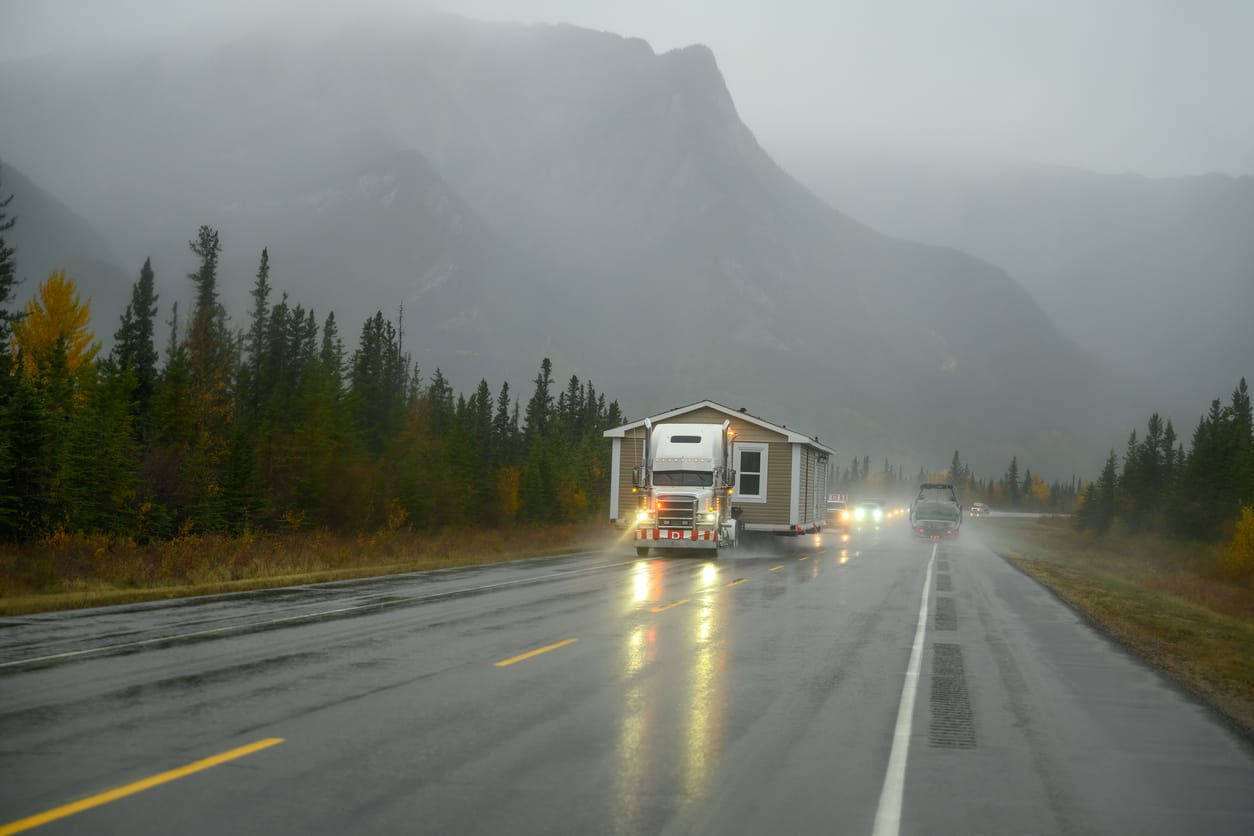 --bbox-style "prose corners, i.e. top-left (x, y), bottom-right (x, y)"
top-left (979, 516), bottom-right (1254, 735)
top-left (0, 524), bottom-right (616, 616)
